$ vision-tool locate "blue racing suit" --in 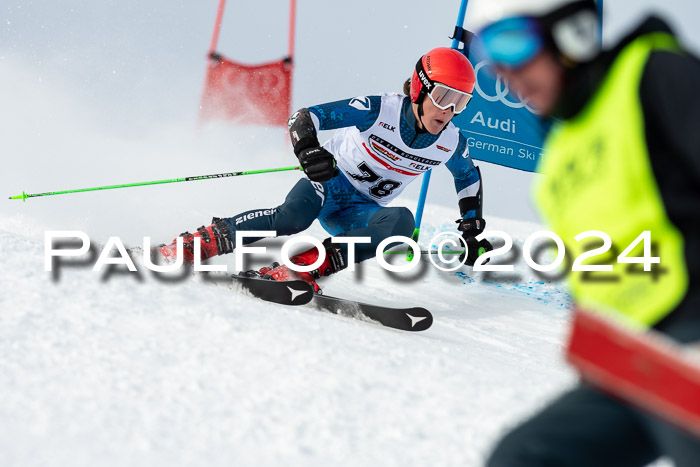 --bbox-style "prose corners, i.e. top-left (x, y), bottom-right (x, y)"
top-left (219, 95), bottom-right (482, 263)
